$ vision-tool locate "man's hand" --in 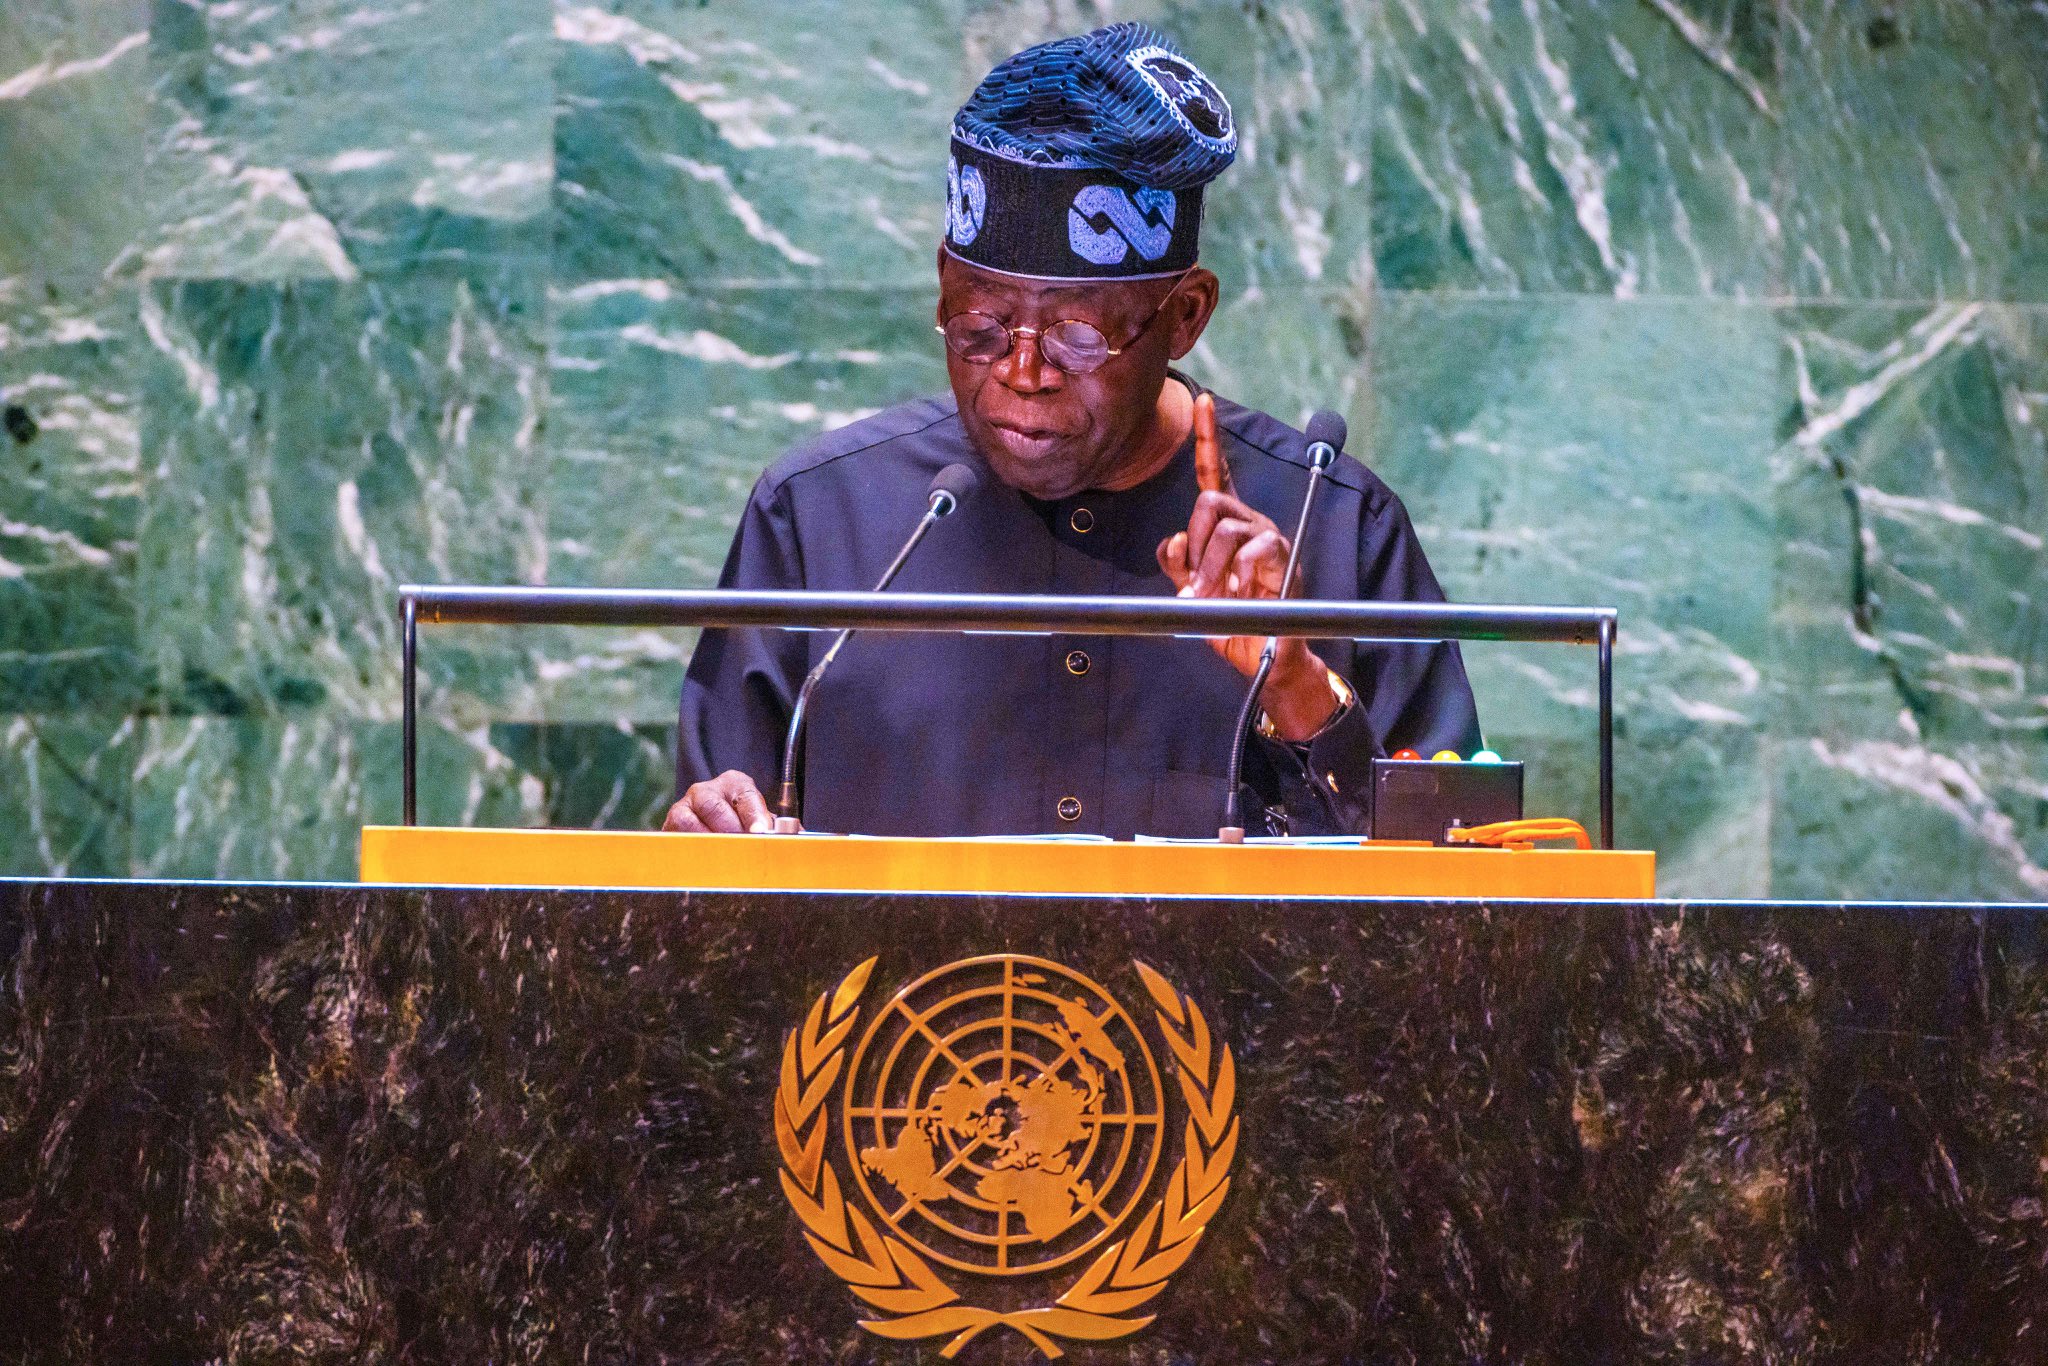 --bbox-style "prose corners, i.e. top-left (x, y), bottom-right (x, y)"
top-left (663, 770), bottom-right (784, 833)
top-left (1155, 391), bottom-right (1341, 742)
